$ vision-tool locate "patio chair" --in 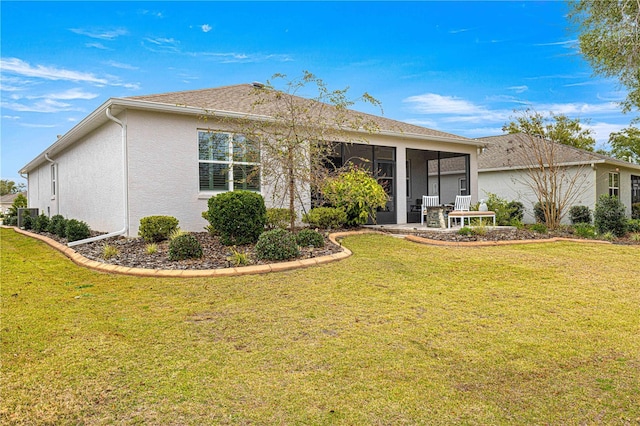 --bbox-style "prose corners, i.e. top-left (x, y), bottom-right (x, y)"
top-left (421, 195), bottom-right (441, 225)
top-left (447, 195), bottom-right (472, 227)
